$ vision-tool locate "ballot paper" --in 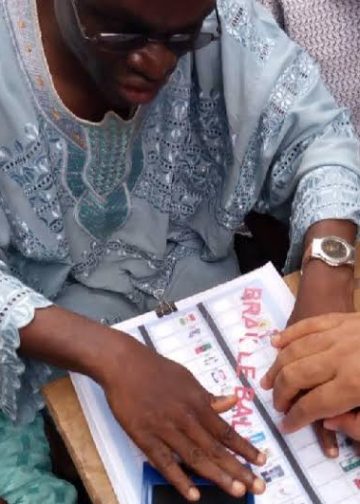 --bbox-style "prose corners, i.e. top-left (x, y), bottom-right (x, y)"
top-left (71, 263), bottom-right (360, 504)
